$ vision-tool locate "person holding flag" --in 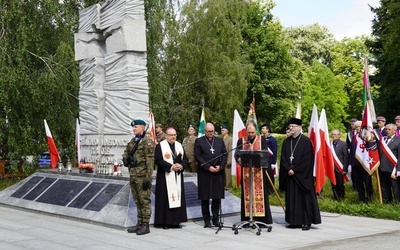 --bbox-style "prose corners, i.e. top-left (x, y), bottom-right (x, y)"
top-left (330, 129), bottom-right (349, 200)
top-left (378, 123), bottom-right (400, 203)
top-left (348, 121), bottom-right (373, 203)
top-left (261, 123), bottom-right (277, 194)
top-left (280, 118), bottom-right (321, 231)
